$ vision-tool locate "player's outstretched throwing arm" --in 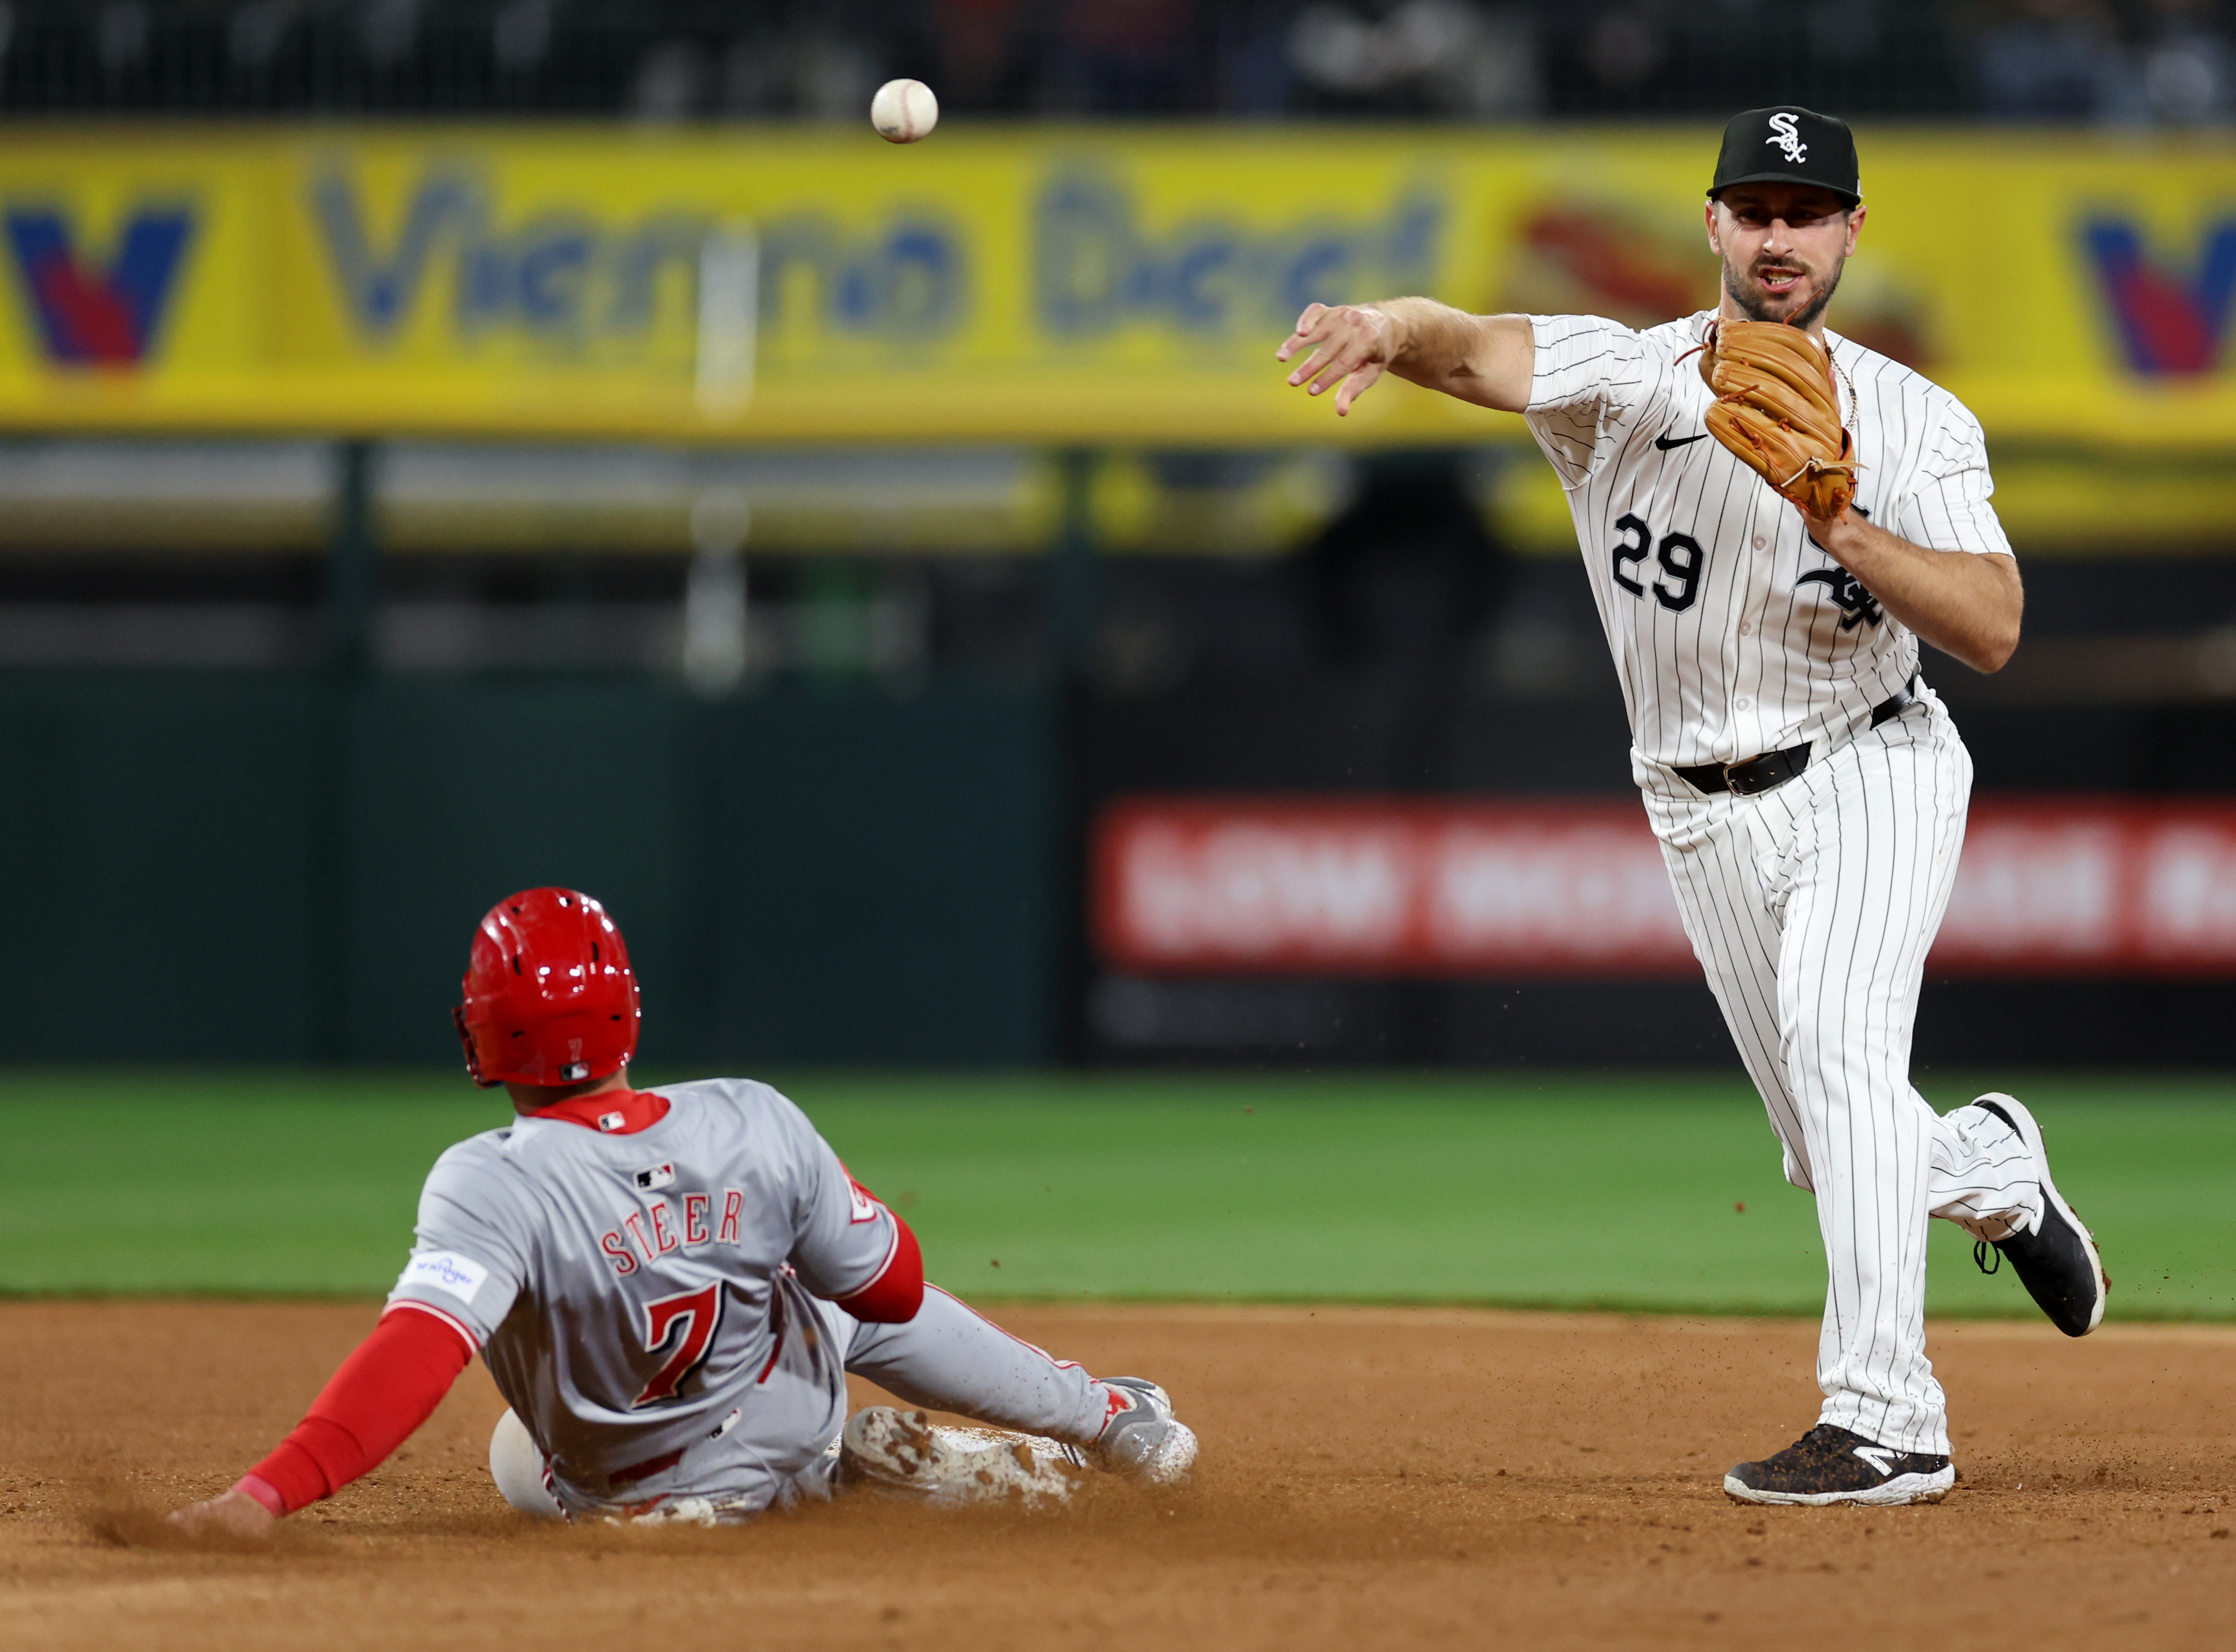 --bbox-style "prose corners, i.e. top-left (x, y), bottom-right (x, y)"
top-left (1278, 298), bottom-right (1536, 416)
top-left (1276, 298), bottom-right (2020, 674)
